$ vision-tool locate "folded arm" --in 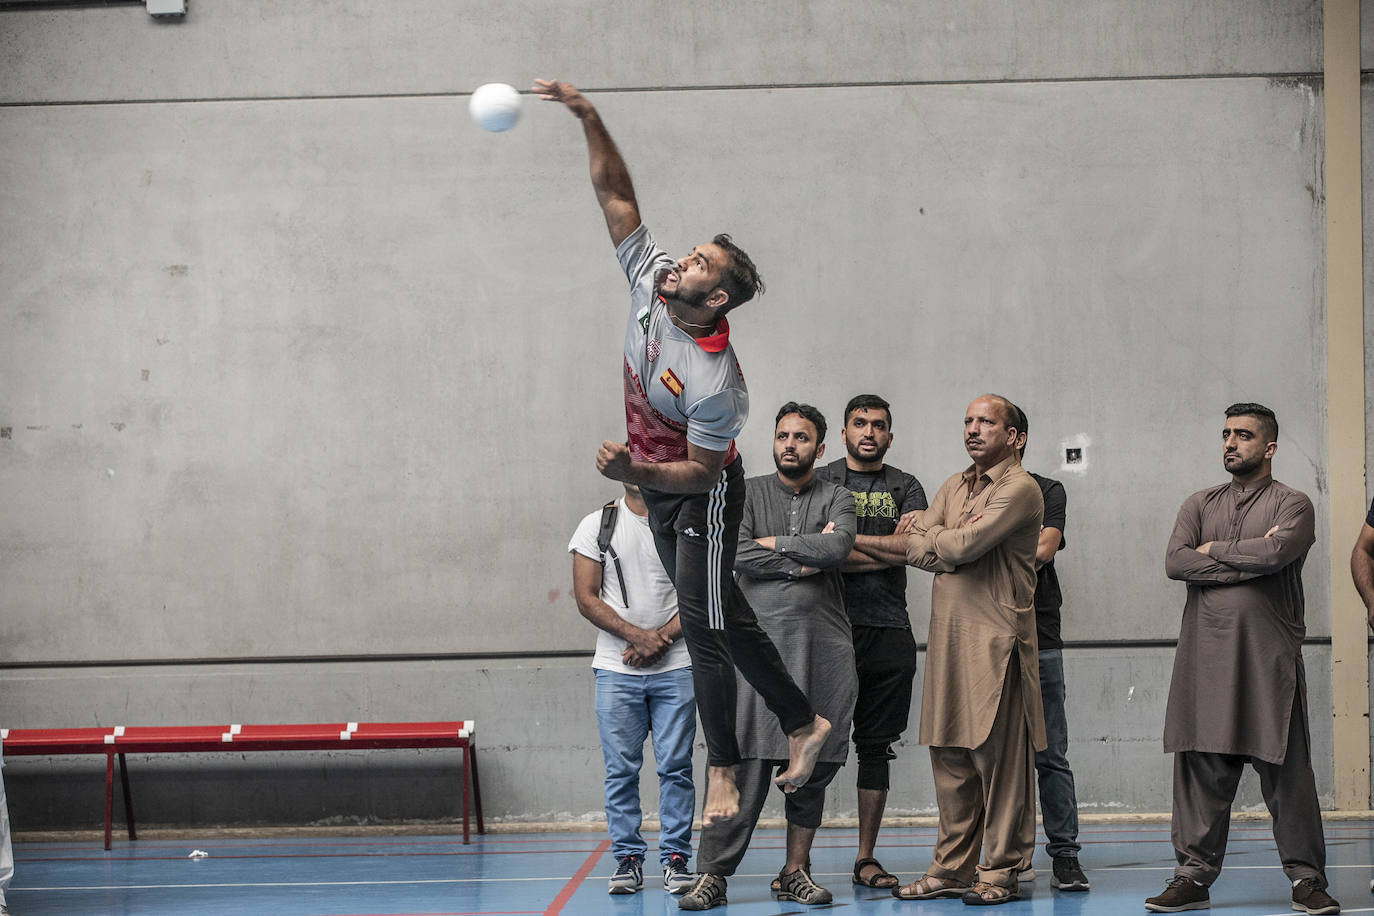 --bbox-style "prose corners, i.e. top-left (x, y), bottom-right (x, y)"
top-left (1204, 494), bottom-right (1315, 574)
top-left (928, 481), bottom-right (1041, 567)
top-left (769, 490), bottom-right (857, 568)
top-left (1164, 498), bottom-right (1260, 585)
